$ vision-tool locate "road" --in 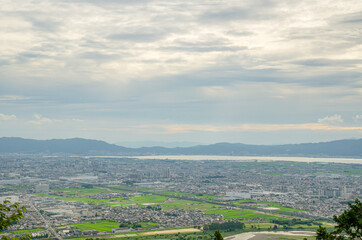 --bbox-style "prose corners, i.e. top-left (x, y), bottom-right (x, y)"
top-left (25, 197), bottom-right (63, 240)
